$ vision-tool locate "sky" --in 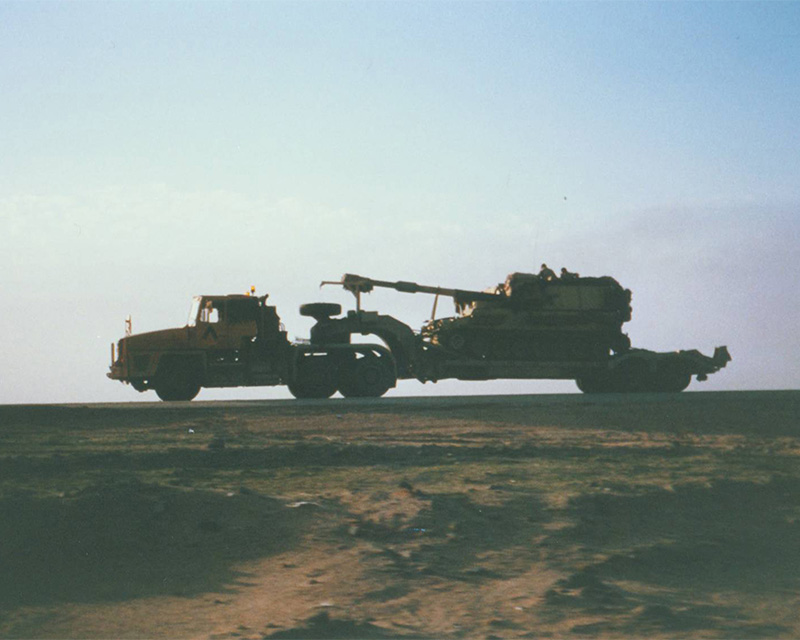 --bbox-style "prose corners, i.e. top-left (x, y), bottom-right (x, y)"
top-left (1, 1), bottom-right (798, 404)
